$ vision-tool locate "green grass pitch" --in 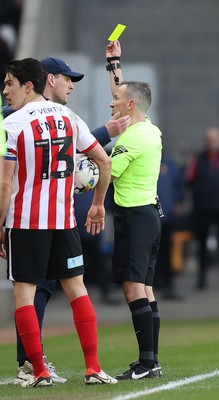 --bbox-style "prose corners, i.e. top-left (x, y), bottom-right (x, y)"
top-left (0, 319), bottom-right (219, 400)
